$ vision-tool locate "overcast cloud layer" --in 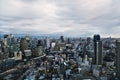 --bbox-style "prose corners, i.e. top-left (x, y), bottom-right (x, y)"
top-left (0, 0), bottom-right (120, 37)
